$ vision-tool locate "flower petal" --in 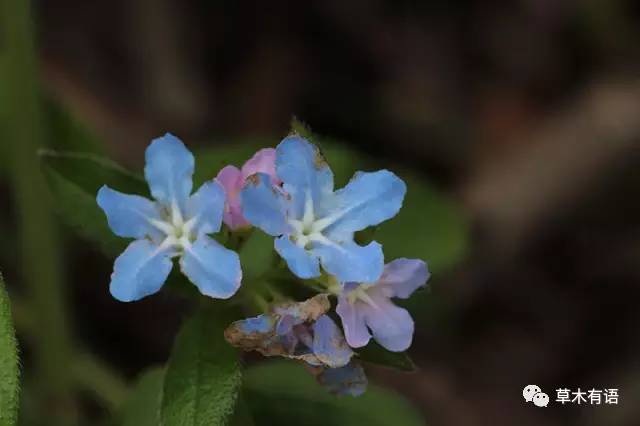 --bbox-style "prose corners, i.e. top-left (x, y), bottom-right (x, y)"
top-left (144, 133), bottom-right (194, 208)
top-left (313, 240), bottom-right (383, 283)
top-left (241, 148), bottom-right (279, 183)
top-left (361, 297), bottom-right (414, 352)
top-left (97, 185), bottom-right (163, 241)
top-left (216, 165), bottom-right (243, 195)
top-left (180, 235), bottom-right (242, 299)
top-left (109, 239), bottom-right (173, 302)
top-left (312, 315), bottom-right (353, 368)
top-left (235, 314), bottom-right (276, 334)
top-left (316, 362), bottom-right (368, 397)
top-left (276, 136), bottom-right (334, 219)
top-left (275, 236), bottom-right (320, 279)
top-left (224, 314), bottom-right (301, 358)
top-left (240, 173), bottom-right (289, 236)
top-left (216, 165), bottom-right (248, 230)
top-left (186, 180), bottom-right (225, 236)
top-left (380, 258), bottom-right (430, 299)
top-left (322, 170), bottom-right (406, 239)
top-left (336, 295), bottom-right (371, 348)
